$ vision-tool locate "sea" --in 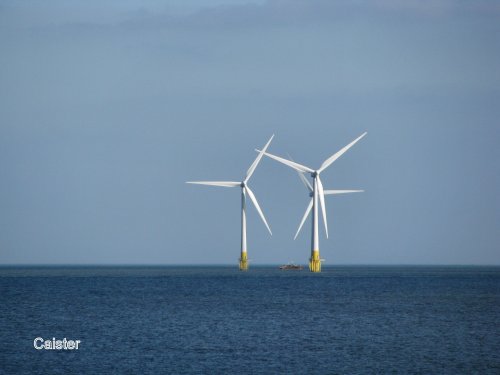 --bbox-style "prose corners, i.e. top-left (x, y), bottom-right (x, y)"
top-left (0, 266), bottom-right (499, 374)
